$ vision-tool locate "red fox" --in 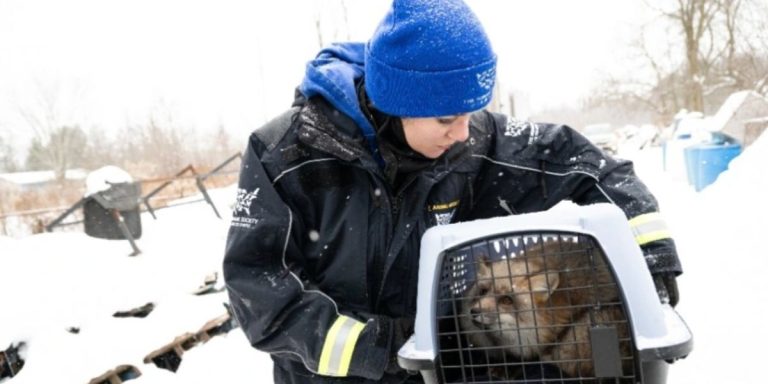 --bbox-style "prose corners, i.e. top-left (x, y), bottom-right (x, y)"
top-left (460, 238), bottom-right (632, 378)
